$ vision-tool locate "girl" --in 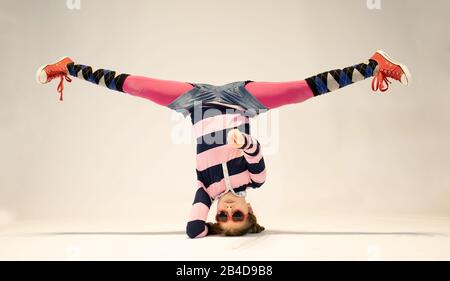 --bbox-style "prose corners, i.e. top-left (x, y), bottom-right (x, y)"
top-left (36, 50), bottom-right (411, 238)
